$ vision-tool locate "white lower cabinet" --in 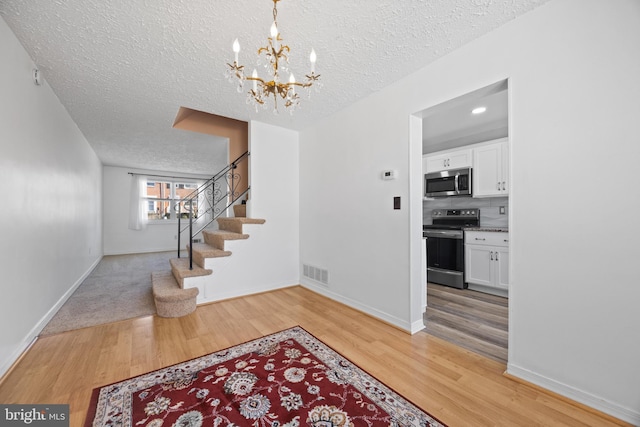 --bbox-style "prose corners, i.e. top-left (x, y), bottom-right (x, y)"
top-left (465, 231), bottom-right (509, 294)
top-left (496, 246), bottom-right (509, 289)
